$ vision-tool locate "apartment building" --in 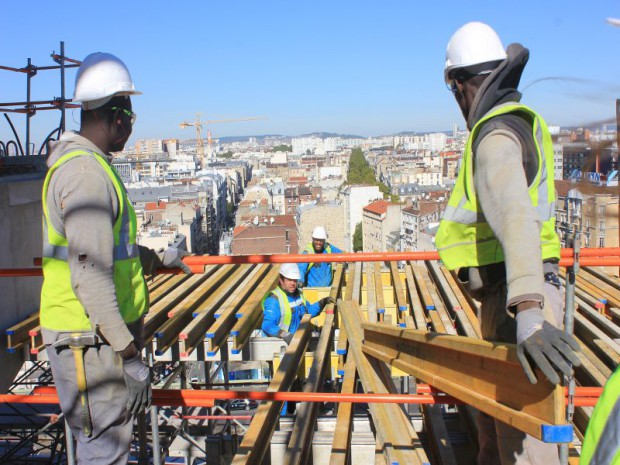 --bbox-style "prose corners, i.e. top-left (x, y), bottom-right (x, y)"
top-left (362, 200), bottom-right (401, 252)
top-left (555, 180), bottom-right (619, 252)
